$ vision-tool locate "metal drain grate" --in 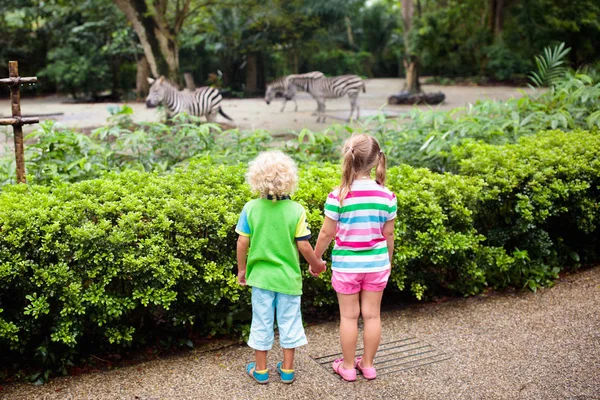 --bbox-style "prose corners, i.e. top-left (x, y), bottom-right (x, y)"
top-left (312, 337), bottom-right (449, 378)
